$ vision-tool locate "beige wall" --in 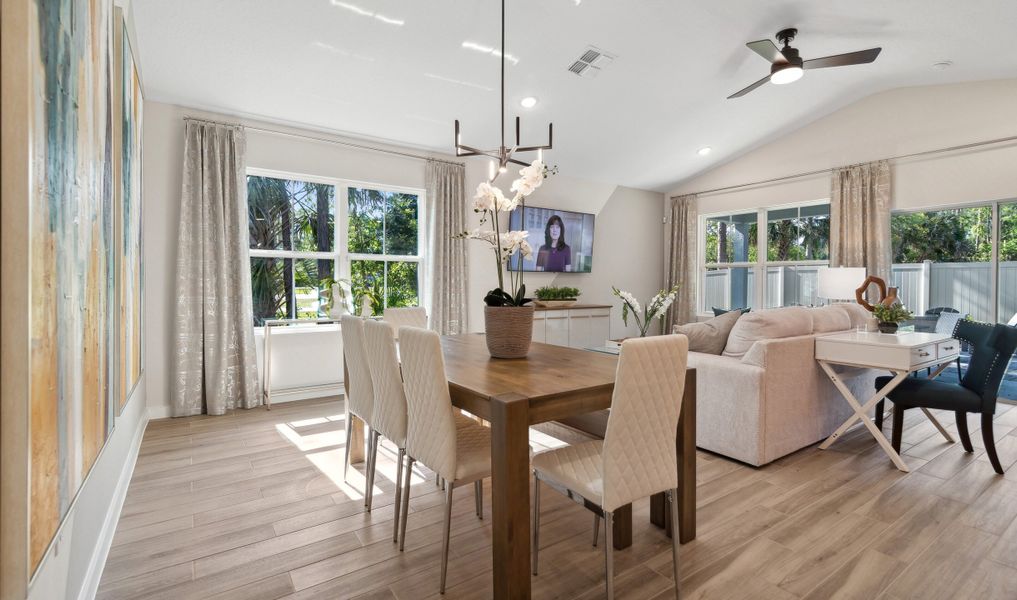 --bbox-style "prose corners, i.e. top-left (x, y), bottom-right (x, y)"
top-left (670, 79), bottom-right (1017, 214)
